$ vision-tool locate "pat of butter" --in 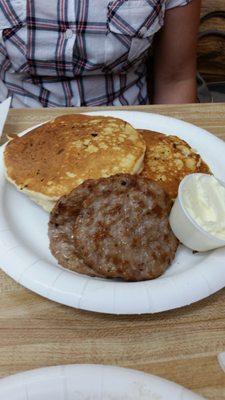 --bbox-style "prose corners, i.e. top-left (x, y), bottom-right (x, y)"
top-left (182, 175), bottom-right (225, 240)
